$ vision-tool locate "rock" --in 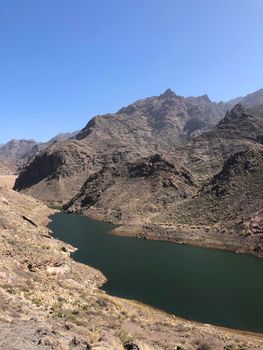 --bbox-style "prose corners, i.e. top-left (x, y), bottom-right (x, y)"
top-left (69, 336), bottom-right (91, 349)
top-left (124, 342), bottom-right (140, 350)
